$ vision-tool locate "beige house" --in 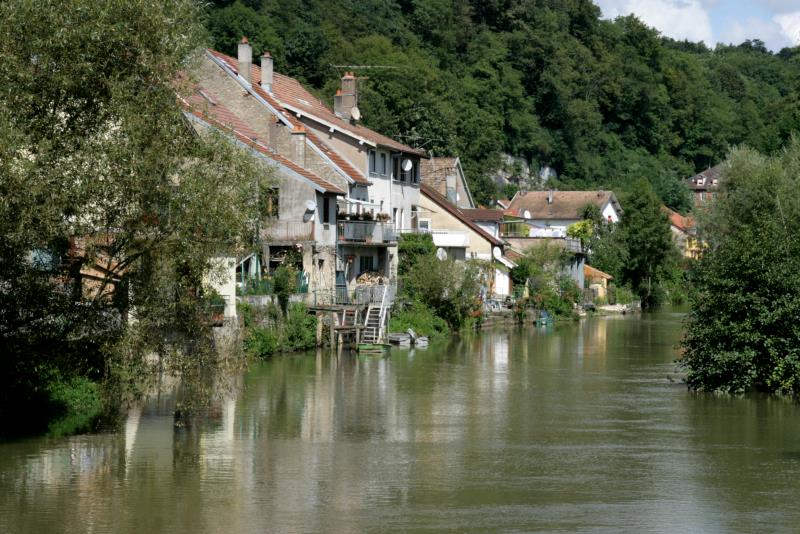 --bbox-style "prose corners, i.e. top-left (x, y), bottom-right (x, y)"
top-left (584, 264), bottom-right (613, 300)
top-left (419, 184), bottom-right (515, 296)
